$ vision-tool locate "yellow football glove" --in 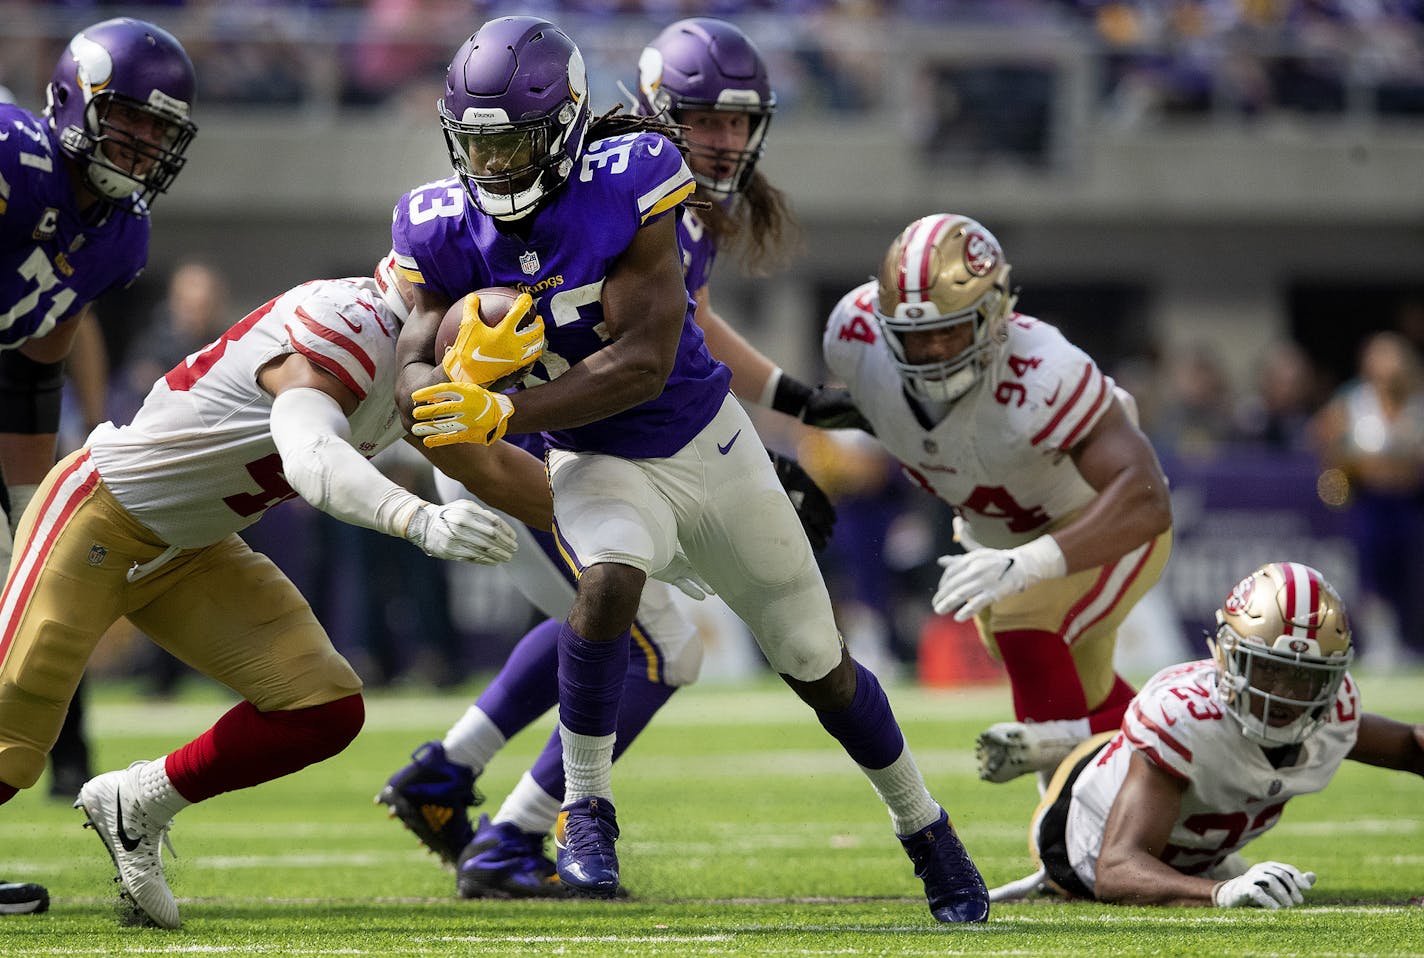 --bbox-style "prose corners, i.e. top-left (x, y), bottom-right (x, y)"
top-left (411, 381), bottom-right (514, 448)
top-left (442, 292), bottom-right (545, 386)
